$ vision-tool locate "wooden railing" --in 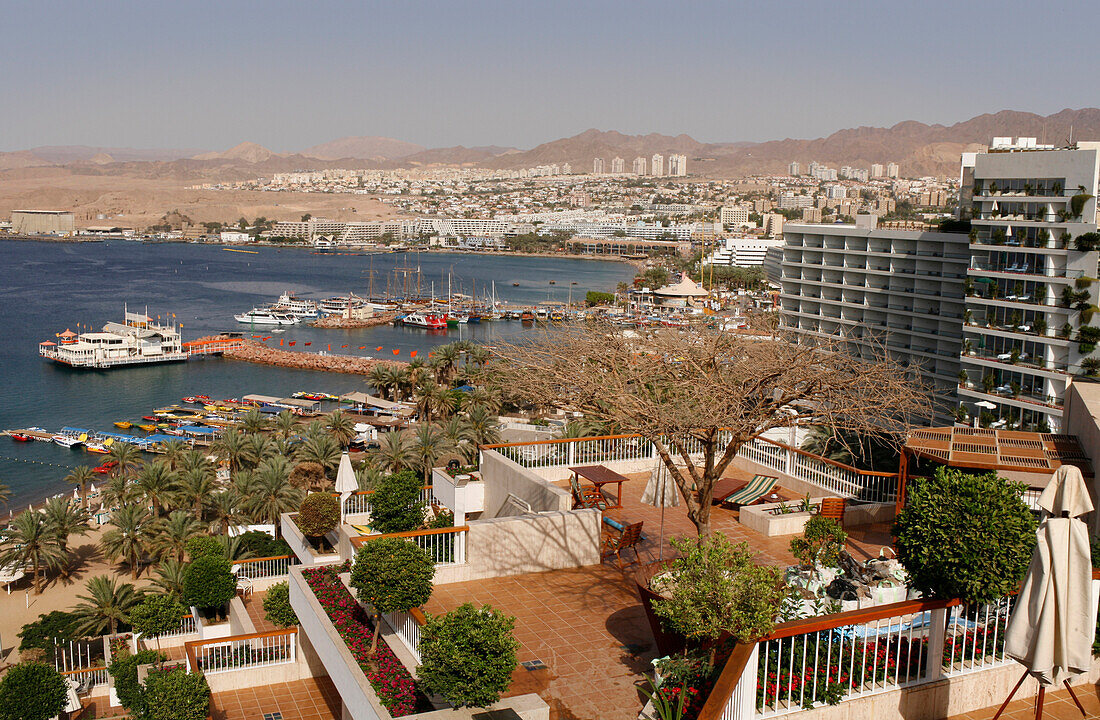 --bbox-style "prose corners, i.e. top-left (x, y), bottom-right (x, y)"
top-left (351, 526), bottom-right (469, 565)
top-left (61, 665), bottom-right (110, 691)
top-left (184, 628), bottom-right (298, 675)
